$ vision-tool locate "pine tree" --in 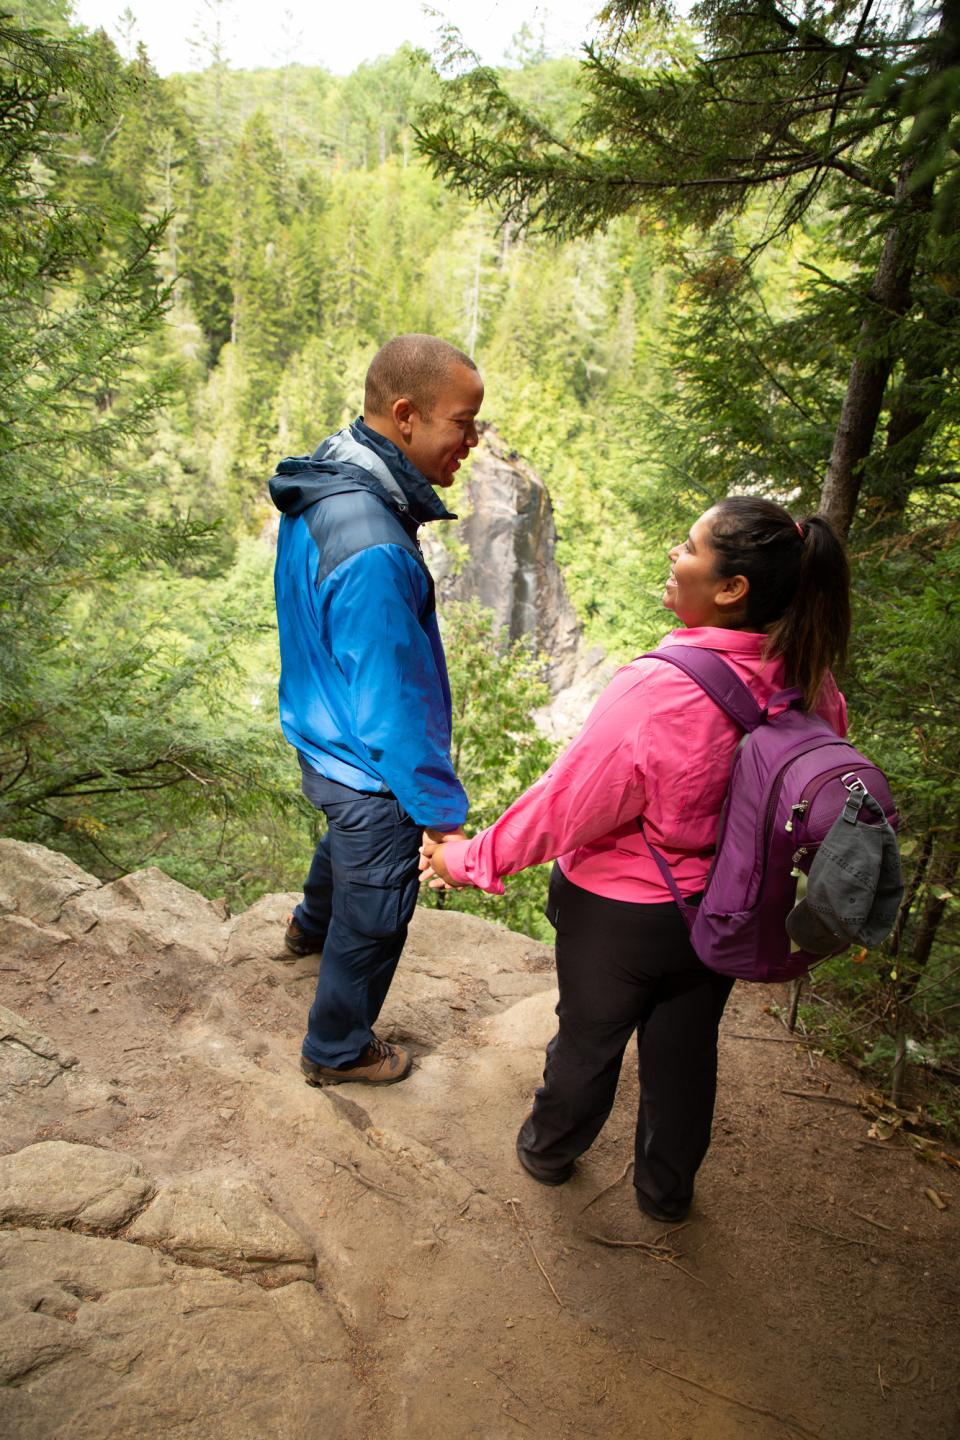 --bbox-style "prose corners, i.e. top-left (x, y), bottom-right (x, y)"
top-left (417, 0), bottom-right (960, 537)
top-left (0, 15), bottom-right (283, 875)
